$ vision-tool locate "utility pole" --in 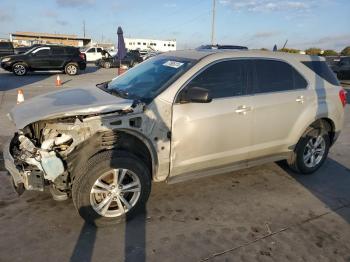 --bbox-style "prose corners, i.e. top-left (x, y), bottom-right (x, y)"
top-left (83, 20), bottom-right (86, 38)
top-left (211, 0), bottom-right (216, 45)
